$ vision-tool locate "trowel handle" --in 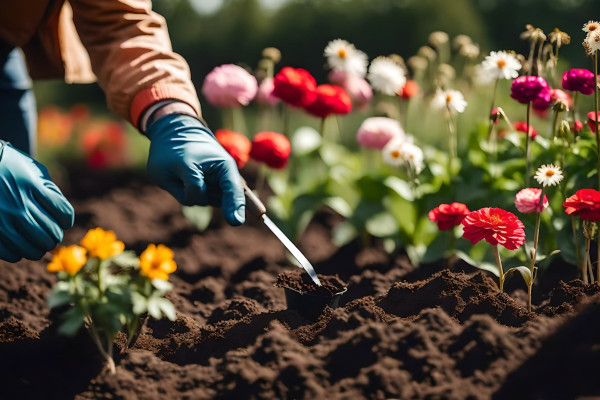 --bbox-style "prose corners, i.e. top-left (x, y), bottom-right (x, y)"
top-left (241, 178), bottom-right (267, 217)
